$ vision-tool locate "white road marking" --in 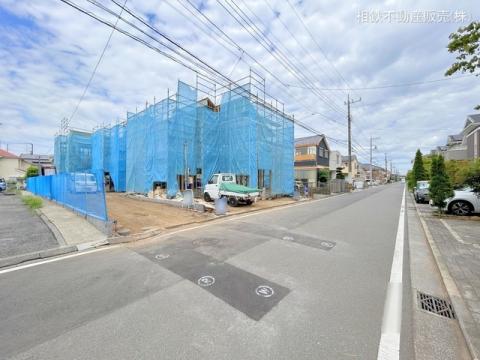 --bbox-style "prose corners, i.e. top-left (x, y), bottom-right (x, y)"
top-left (377, 186), bottom-right (405, 360)
top-left (197, 275), bottom-right (215, 287)
top-left (0, 246), bottom-right (119, 275)
top-left (440, 219), bottom-right (480, 249)
top-left (255, 285), bottom-right (274, 298)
